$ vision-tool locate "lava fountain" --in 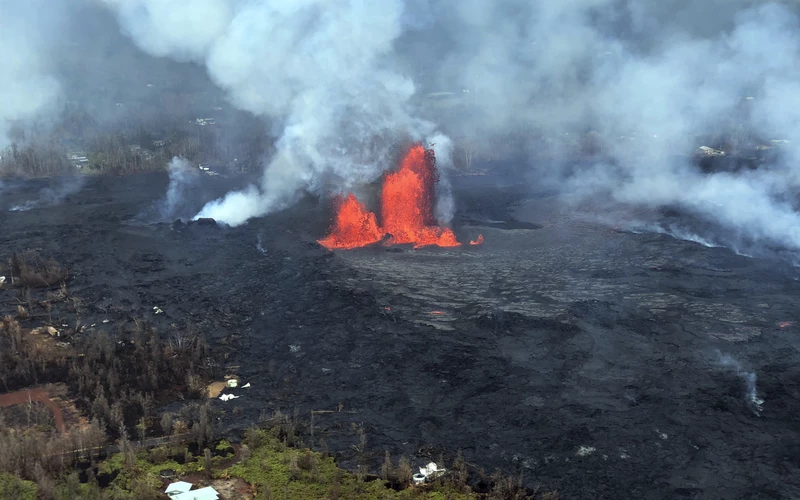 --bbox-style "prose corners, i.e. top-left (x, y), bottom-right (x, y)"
top-left (319, 144), bottom-right (482, 250)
